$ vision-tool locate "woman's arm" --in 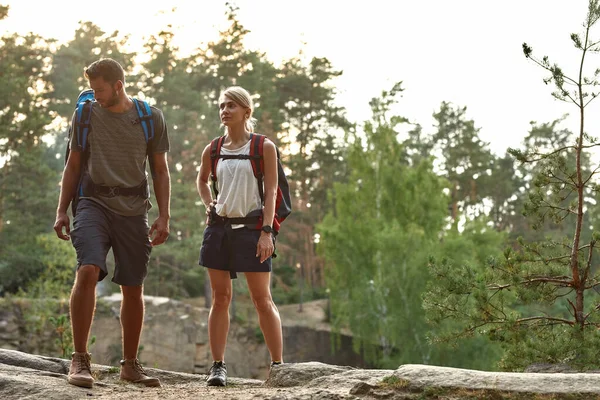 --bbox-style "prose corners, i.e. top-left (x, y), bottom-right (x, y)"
top-left (261, 139), bottom-right (278, 229)
top-left (256, 139), bottom-right (278, 263)
top-left (197, 144), bottom-right (216, 222)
